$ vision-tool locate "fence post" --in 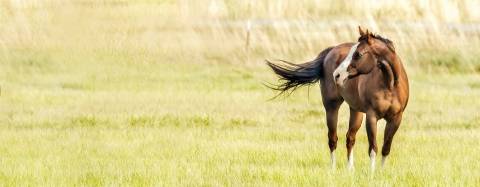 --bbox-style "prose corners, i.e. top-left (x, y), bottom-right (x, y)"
top-left (245, 1), bottom-right (252, 63)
